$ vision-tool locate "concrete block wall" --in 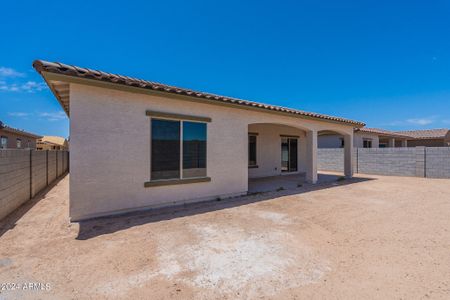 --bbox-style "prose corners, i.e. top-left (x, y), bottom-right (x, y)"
top-left (0, 150), bottom-right (31, 220)
top-left (0, 150), bottom-right (69, 220)
top-left (425, 147), bottom-right (450, 178)
top-left (357, 148), bottom-right (417, 176)
top-left (318, 147), bottom-right (450, 179)
top-left (318, 148), bottom-right (357, 173)
top-left (47, 151), bottom-right (57, 183)
top-left (317, 149), bottom-right (344, 172)
top-left (31, 151), bottom-right (47, 197)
